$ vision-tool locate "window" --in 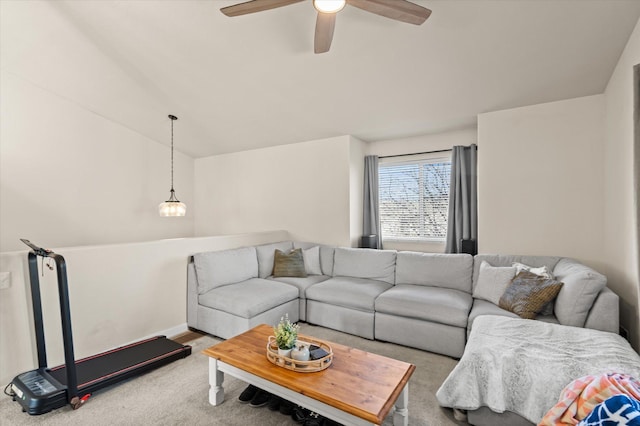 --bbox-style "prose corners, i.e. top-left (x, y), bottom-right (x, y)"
top-left (379, 156), bottom-right (451, 241)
